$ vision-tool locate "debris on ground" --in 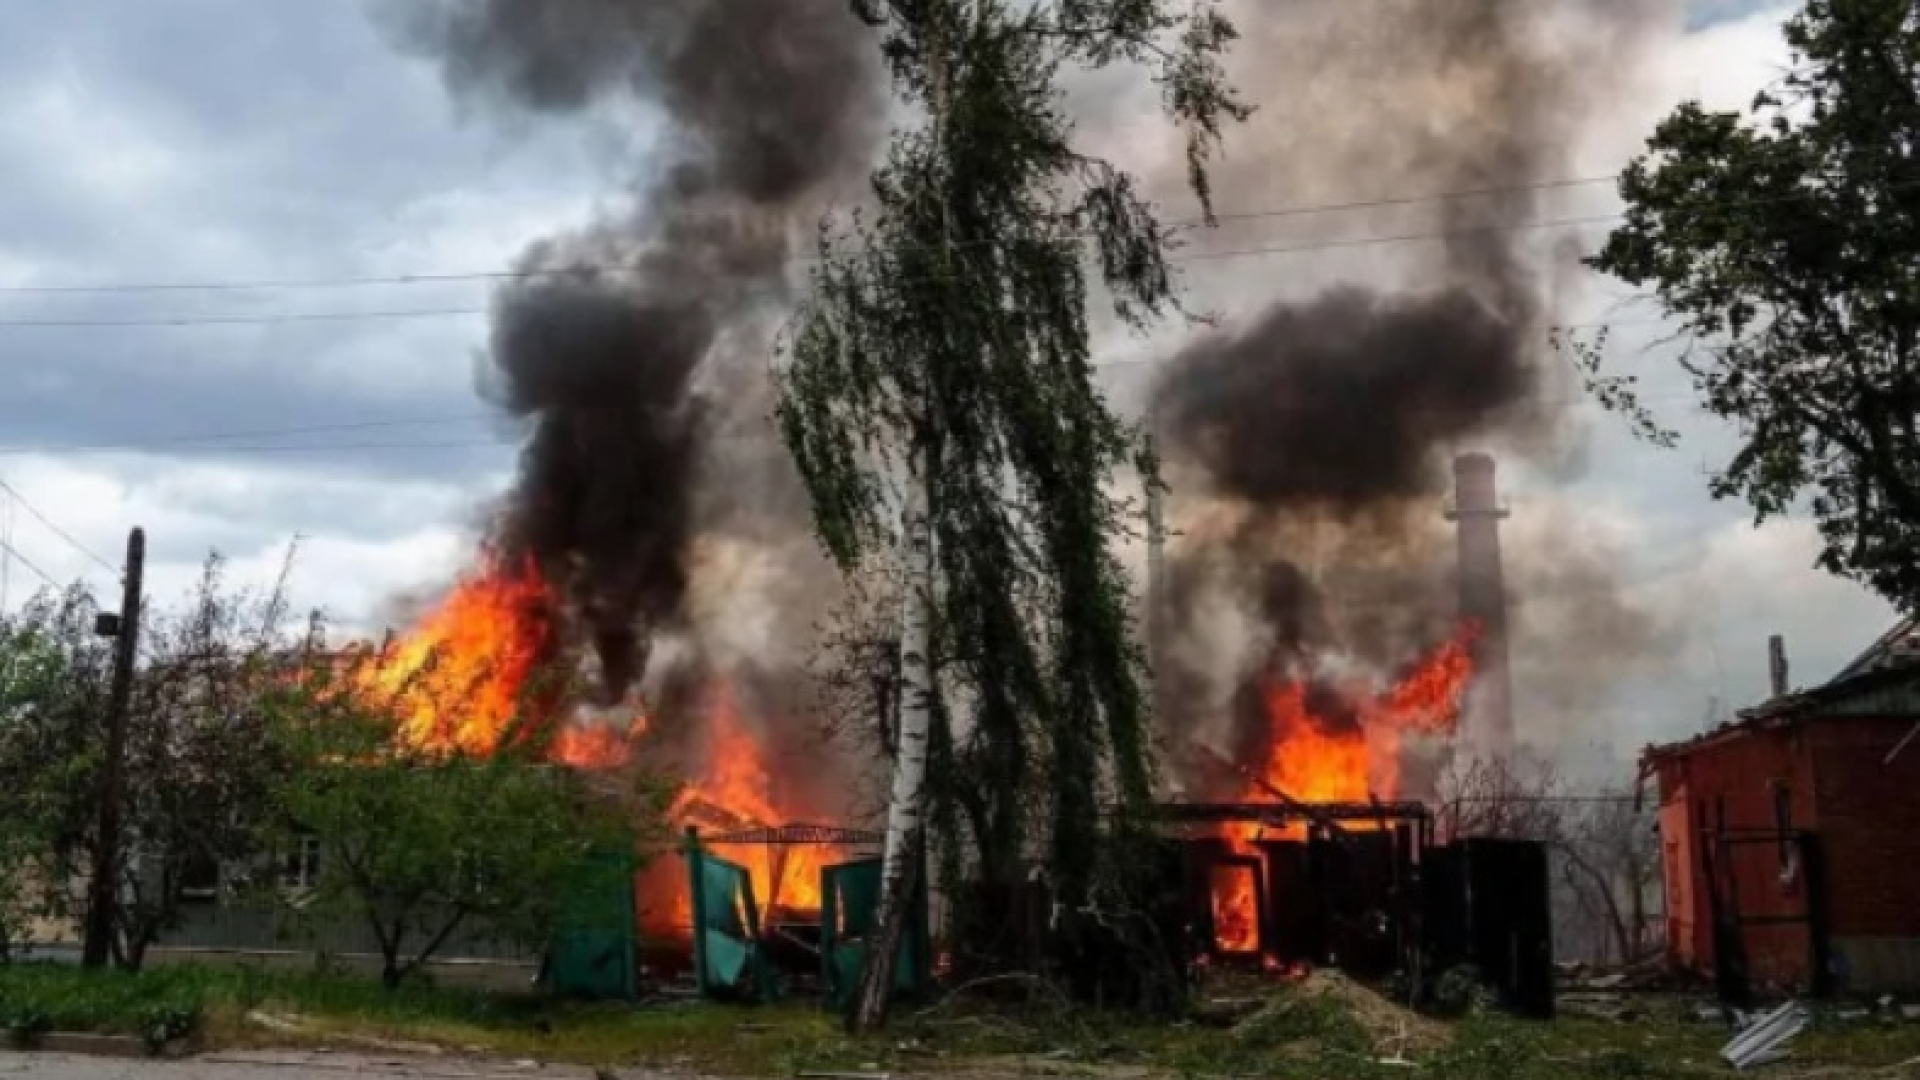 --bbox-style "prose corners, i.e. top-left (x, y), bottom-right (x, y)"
top-left (244, 1011), bottom-right (449, 1056)
top-left (1558, 991), bottom-right (1647, 1023)
top-left (1721, 1001), bottom-right (1810, 1071)
top-left (1191, 996), bottom-right (1264, 1026)
top-left (1558, 956), bottom-right (1673, 992)
top-left (1229, 970), bottom-right (1449, 1059)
